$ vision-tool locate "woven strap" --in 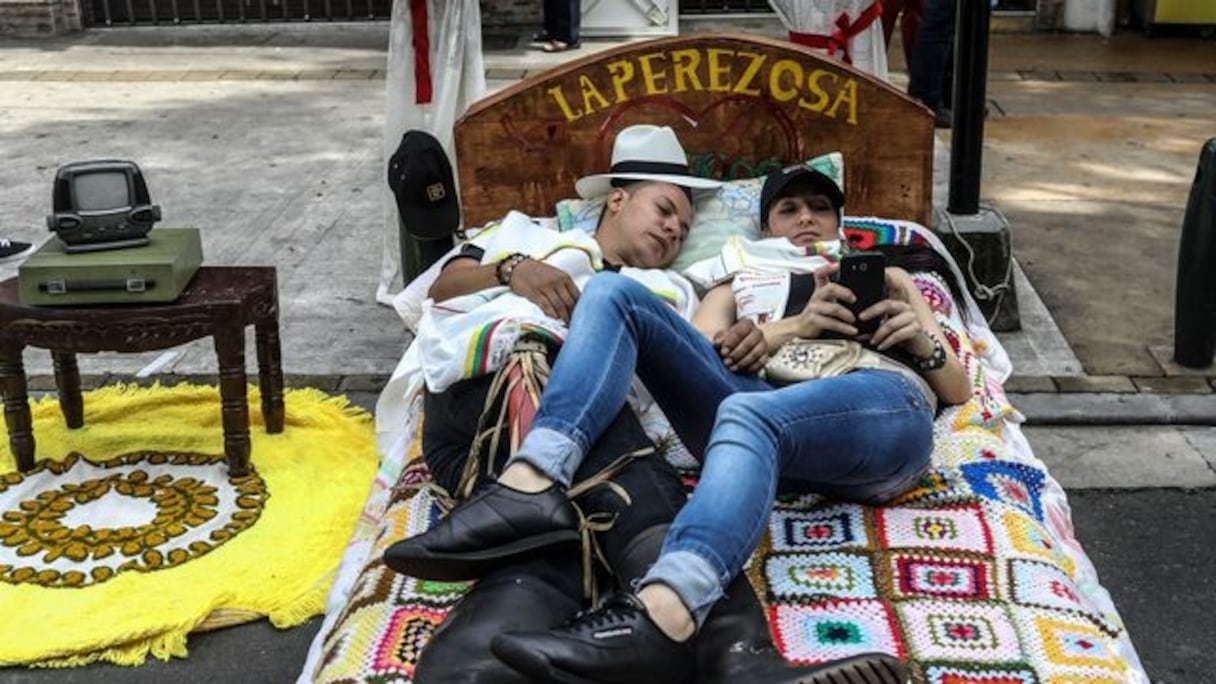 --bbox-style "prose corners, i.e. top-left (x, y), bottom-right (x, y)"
top-left (456, 336), bottom-right (552, 500)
